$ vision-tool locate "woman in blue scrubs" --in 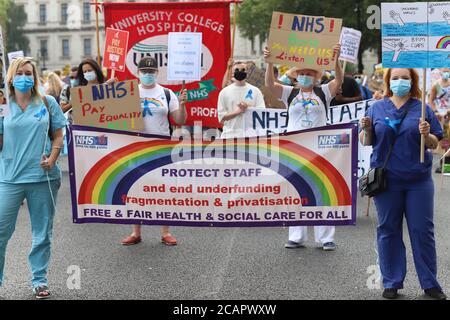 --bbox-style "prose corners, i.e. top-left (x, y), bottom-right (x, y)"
top-left (360, 68), bottom-right (446, 300)
top-left (0, 57), bottom-right (66, 299)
